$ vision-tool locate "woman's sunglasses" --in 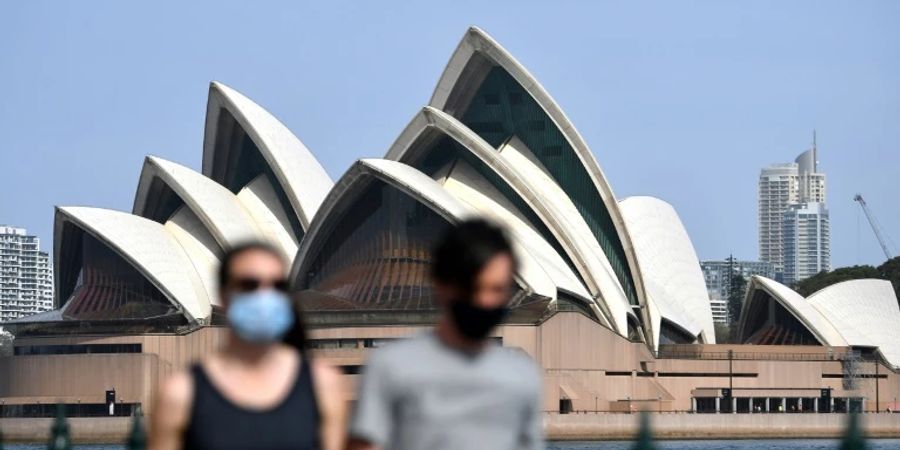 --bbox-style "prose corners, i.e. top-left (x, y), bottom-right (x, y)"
top-left (230, 277), bottom-right (290, 293)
